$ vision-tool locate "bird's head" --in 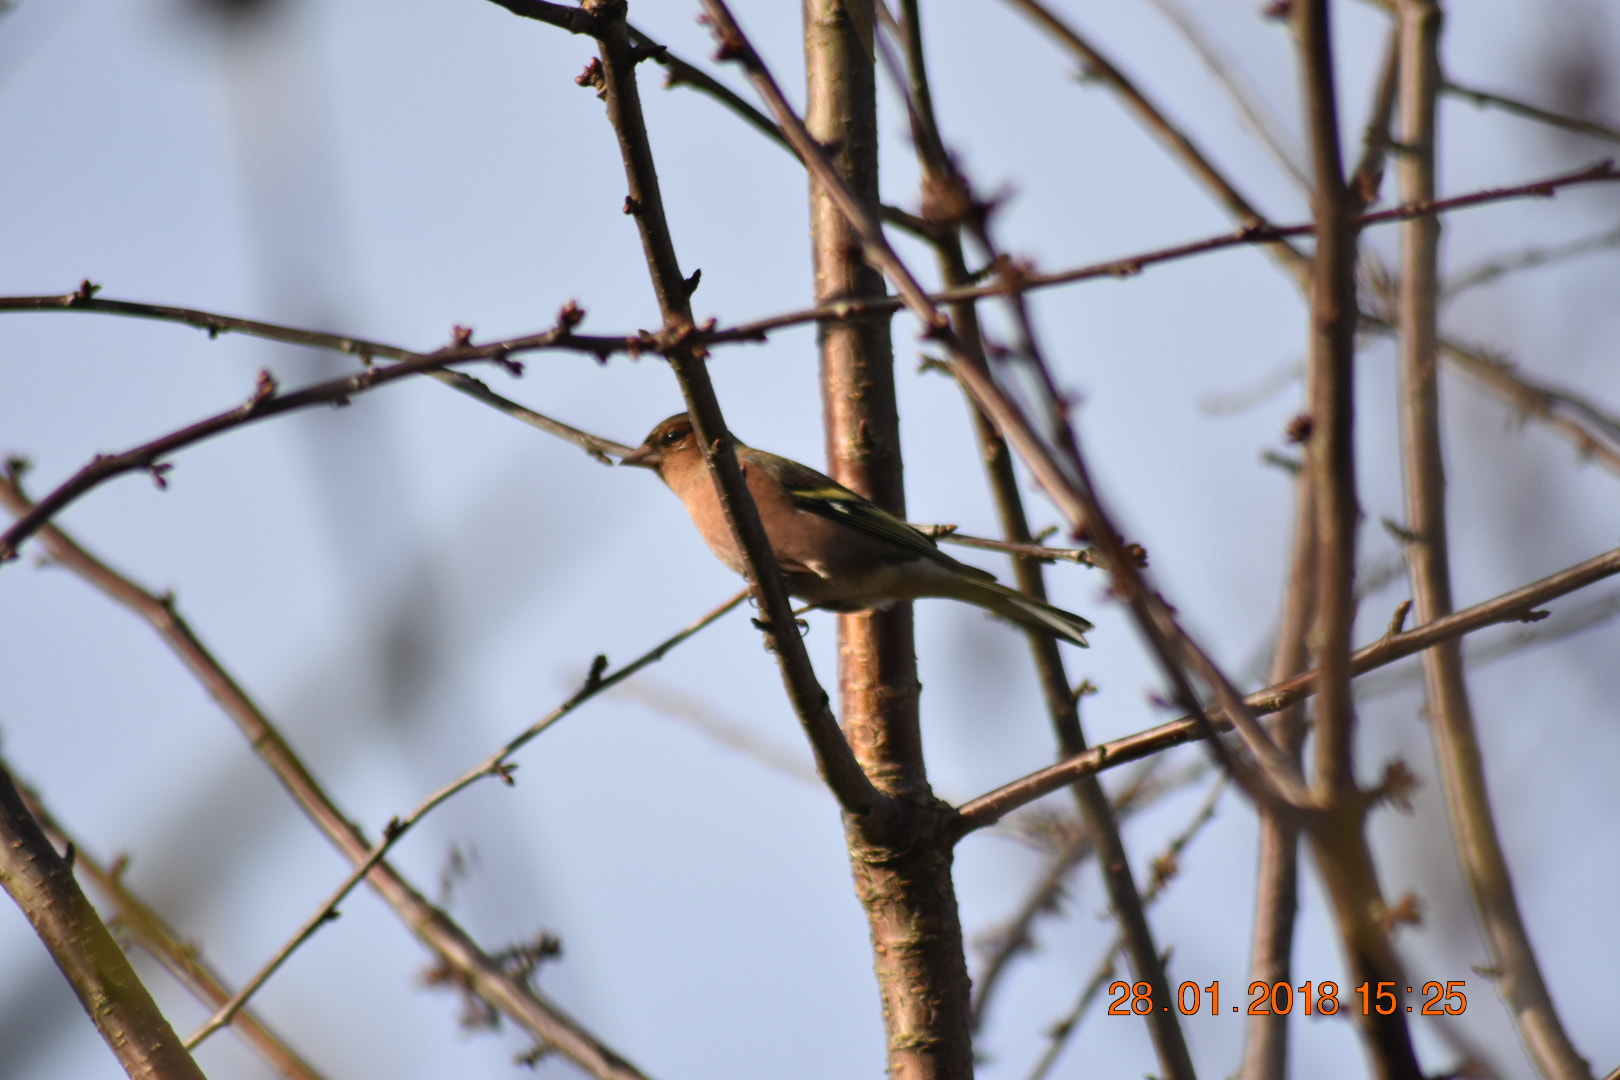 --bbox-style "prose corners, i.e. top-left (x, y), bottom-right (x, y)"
top-left (620, 413), bottom-right (698, 471)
